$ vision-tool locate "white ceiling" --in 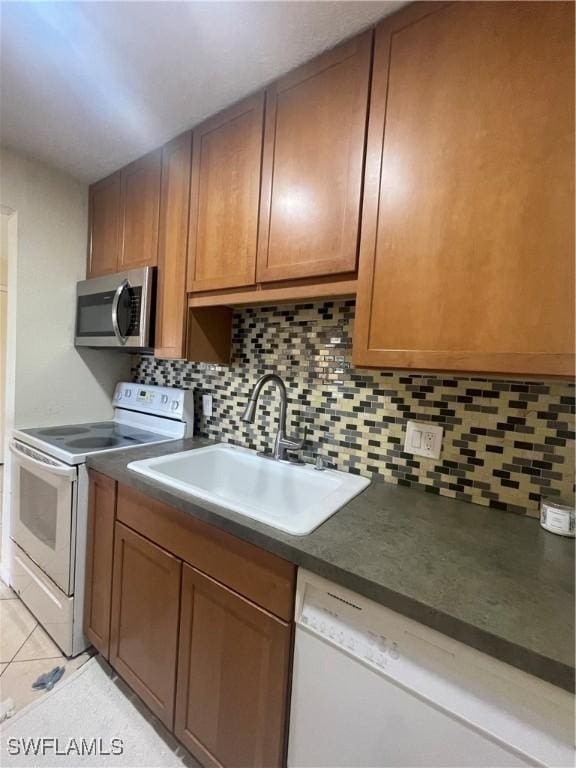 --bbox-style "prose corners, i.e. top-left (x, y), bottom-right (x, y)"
top-left (0, 1), bottom-right (404, 183)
